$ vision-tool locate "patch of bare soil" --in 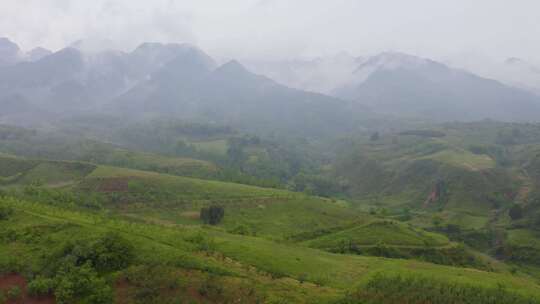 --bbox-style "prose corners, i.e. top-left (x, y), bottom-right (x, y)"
top-left (0, 273), bottom-right (55, 304)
